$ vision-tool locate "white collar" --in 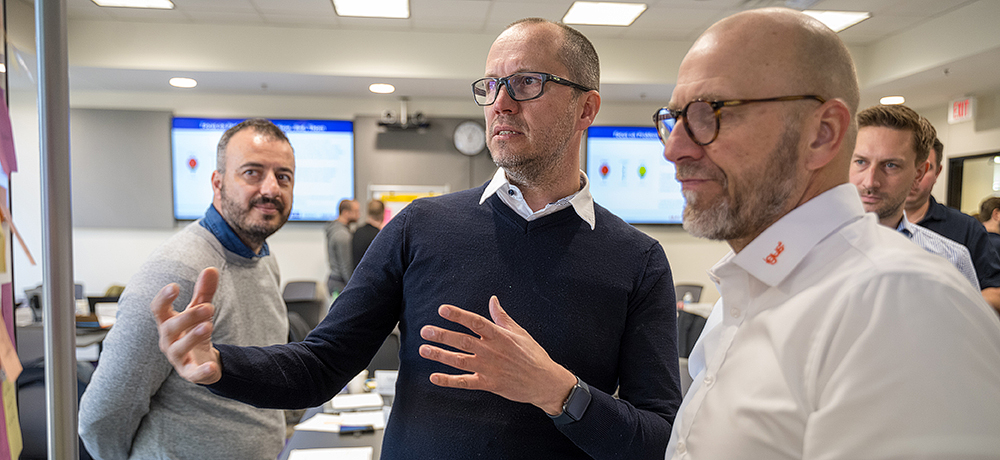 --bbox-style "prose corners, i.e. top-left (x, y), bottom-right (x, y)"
top-left (479, 168), bottom-right (597, 230)
top-left (719, 183), bottom-right (865, 287)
